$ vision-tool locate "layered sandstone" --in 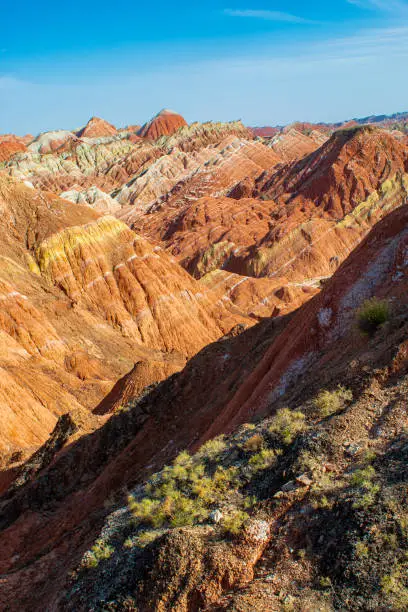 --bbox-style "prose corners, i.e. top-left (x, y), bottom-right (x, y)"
top-left (132, 127), bottom-right (407, 292)
top-left (2, 202), bottom-right (408, 610)
top-left (0, 175), bottom-right (251, 460)
top-left (138, 109), bottom-right (188, 139)
top-left (76, 116), bottom-right (117, 138)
